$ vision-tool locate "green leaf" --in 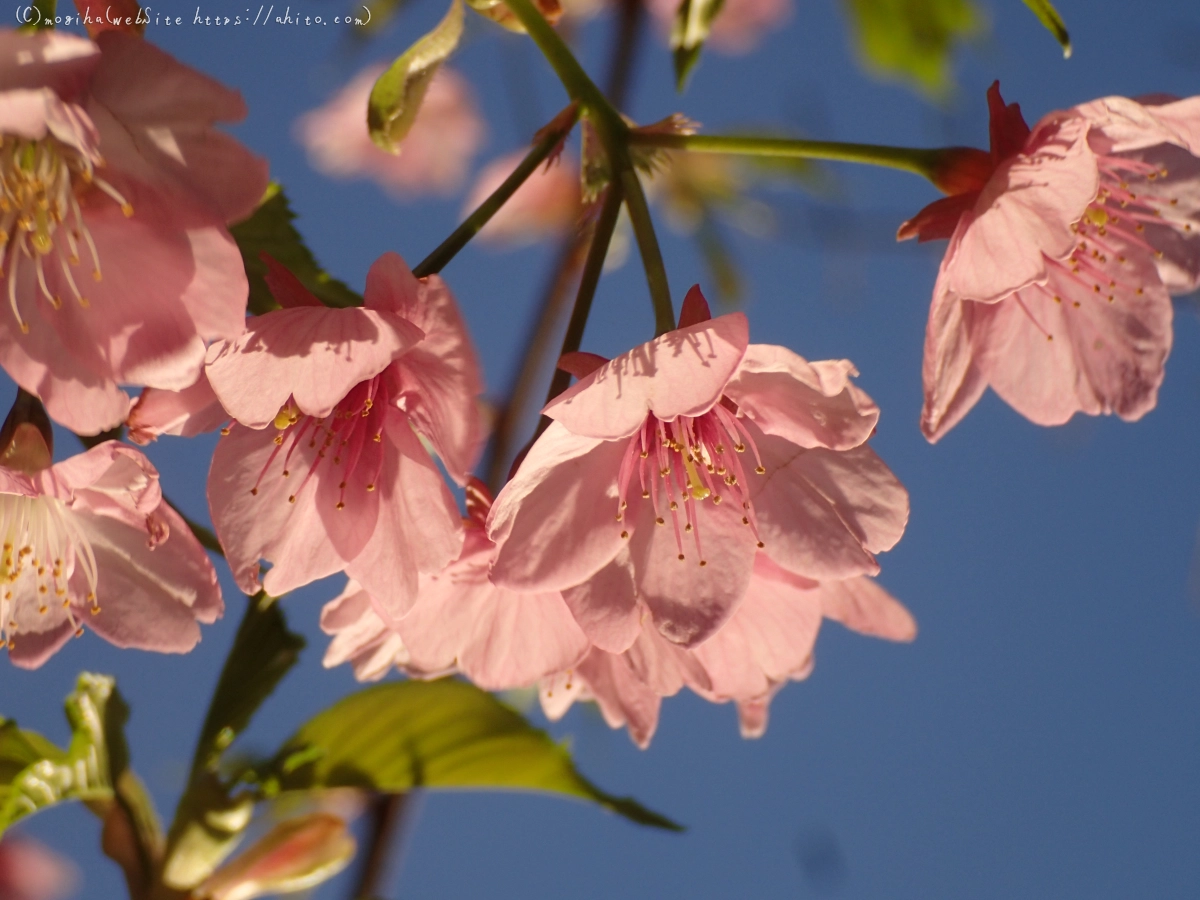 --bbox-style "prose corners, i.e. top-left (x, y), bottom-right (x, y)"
top-left (670, 0), bottom-right (726, 91)
top-left (0, 673), bottom-right (128, 835)
top-left (188, 593), bottom-right (306, 779)
top-left (264, 679), bottom-right (682, 831)
top-left (841, 0), bottom-right (981, 98)
top-left (229, 184), bottom-right (362, 314)
top-left (368, 0), bottom-right (464, 152)
top-left (1021, 0), bottom-right (1071, 58)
